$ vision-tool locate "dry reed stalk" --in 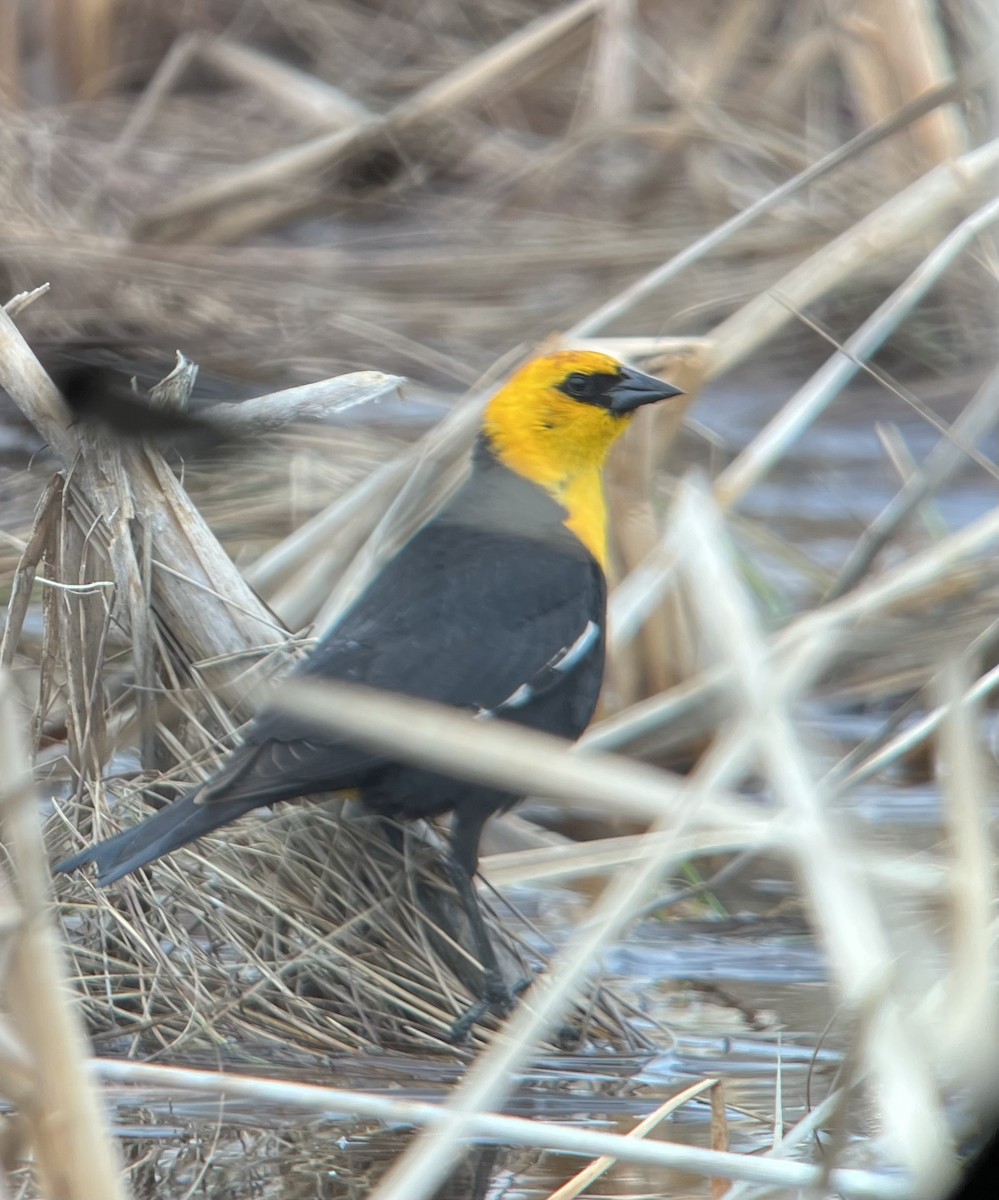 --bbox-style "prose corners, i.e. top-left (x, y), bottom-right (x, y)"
top-left (837, 9), bottom-right (915, 179)
top-left (603, 498), bottom-right (659, 704)
top-left (606, 521), bottom-right (679, 657)
top-left (566, 71), bottom-right (978, 341)
top-left (54, 486), bottom-right (112, 781)
top-left (705, 135), bottom-right (999, 378)
top-left (43, 0), bottom-right (117, 99)
top-left (875, 421), bottom-right (948, 542)
top-left (668, 482), bottom-right (952, 1191)
top-left (932, 666), bottom-right (998, 1094)
top-left (0, 674), bottom-right (126, 1199)
top-left (586, 0), bottom-right (637, 129)
top-left (722, 1087), bottom-right (846, 1200)
top-left (133, 0), bottom-right (602, 243)
top-left (484, 826), bottom-right (941, 892)
top-left (0, 0), bottom-right (18, 105)
top-left (587, 495), bottom-right (999, 760)
top-left (90, 1058), bottom-right (909, 1197)
top-left (603, 340), bottom-right (706, 699)
top-left (2, 284), bottom-right (49, 317)
top-left (703, 195), bottom-right (999, 557)
top-left (0, 476), bottom-right (60, 672)
top-left (0, 1006), bottom-right (34, 1109)
top-left (200, 369), bottom-right (403, 432)
top-left (710, 1080), bottom-right (730, 1199)
top-left (845, 0), bottom-right (968, 164)
top-left (0, 307), bottom-right (279, 690)
top-left (838, 656), bottom-right (999, 790)
top-left (0, 310), bottom-right (401, 708)
top-left (196, 36), bottom-right (373, 126)
top-left (272, 677), bottom-right (771, 835)
top-left (545, 1078), bottom-right (718, 1200)
top-left (830, 356), bottom-right (999, 596)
